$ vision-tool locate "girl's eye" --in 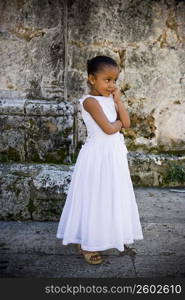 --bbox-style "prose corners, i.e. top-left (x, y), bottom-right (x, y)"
top-left (105, 79), bottom-right (117, 83)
